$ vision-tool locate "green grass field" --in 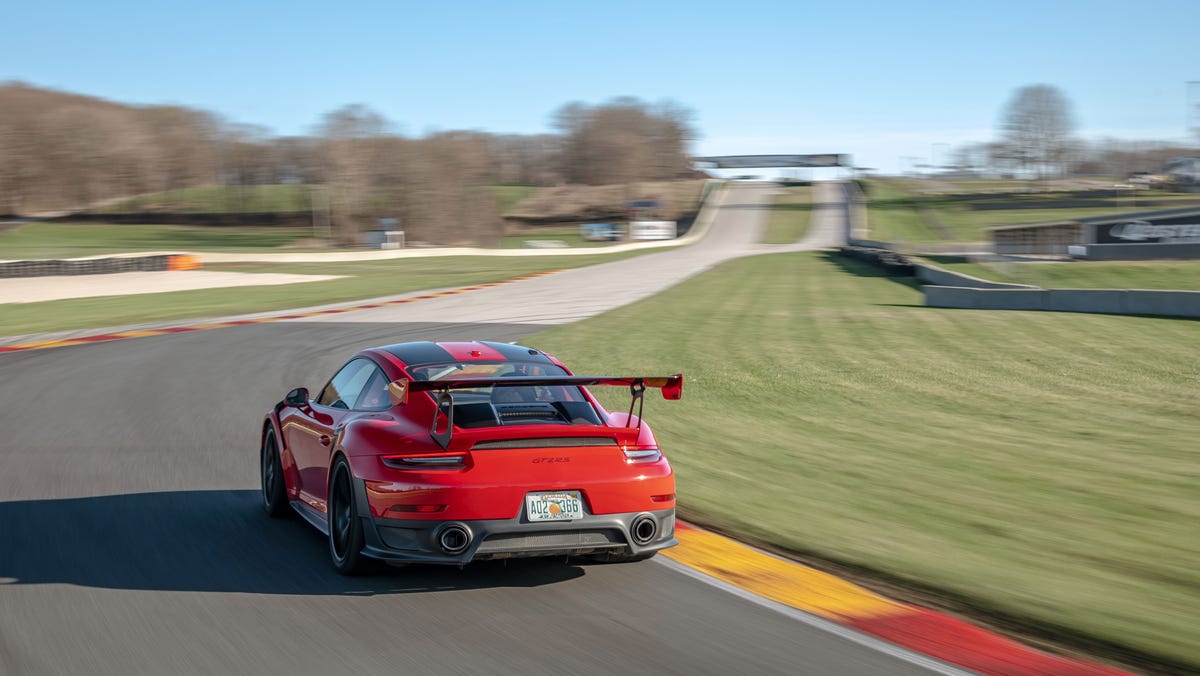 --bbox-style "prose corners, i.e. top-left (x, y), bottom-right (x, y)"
top-left (528, 251), bottom-right (1199, 669)
top-left (864, 180), bottom-right (1200, 243)
top-left (928, 258), bottom-right (1200, 290)
top-left (96, 184), bottom-right (536, 217)
top-left (94, 184), bottom-right (319, 214)
top-left (489, 185), bottom-right (538, 215)
top-left (0, 251), bottom-right (652, 337)
top-left (861, 181), bottom-right (944, 241)
top-left (762, 186), bottom-right (813, 244)
top-left (0, 222), bottom-right (315, 259)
